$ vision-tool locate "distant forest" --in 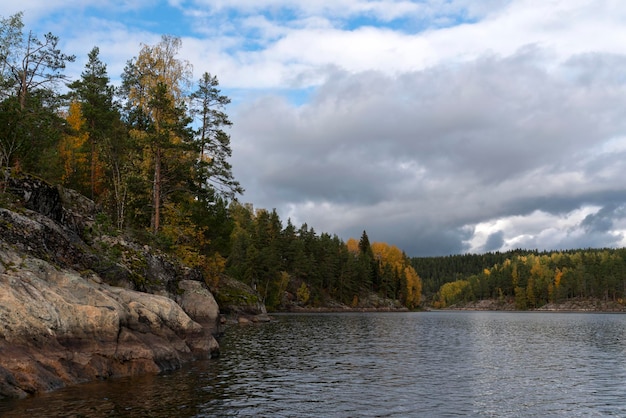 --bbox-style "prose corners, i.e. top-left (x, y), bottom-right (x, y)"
top-left (412, 248), bottom-right (626, 309)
